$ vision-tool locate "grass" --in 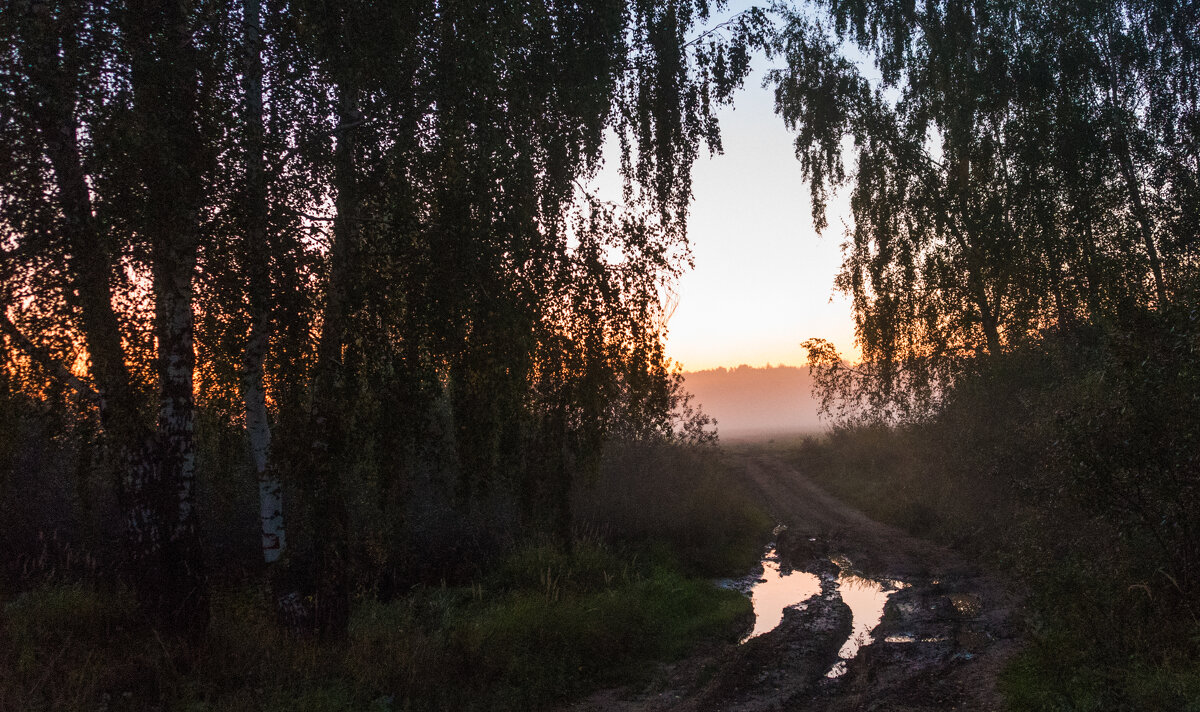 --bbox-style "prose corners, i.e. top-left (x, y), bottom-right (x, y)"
top-left (0, 541), bottom-right (752, 711)
top-left (1000, 632), bottom-right (1200, 712)
top-left (770, 398), bottom-right (1200, 710)
top-left (761, 427), bottom-right (962, 539)
top-left (1, 440), bottom-right (768, 711)
top-left (575, 440), bottom-right (774, 577)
